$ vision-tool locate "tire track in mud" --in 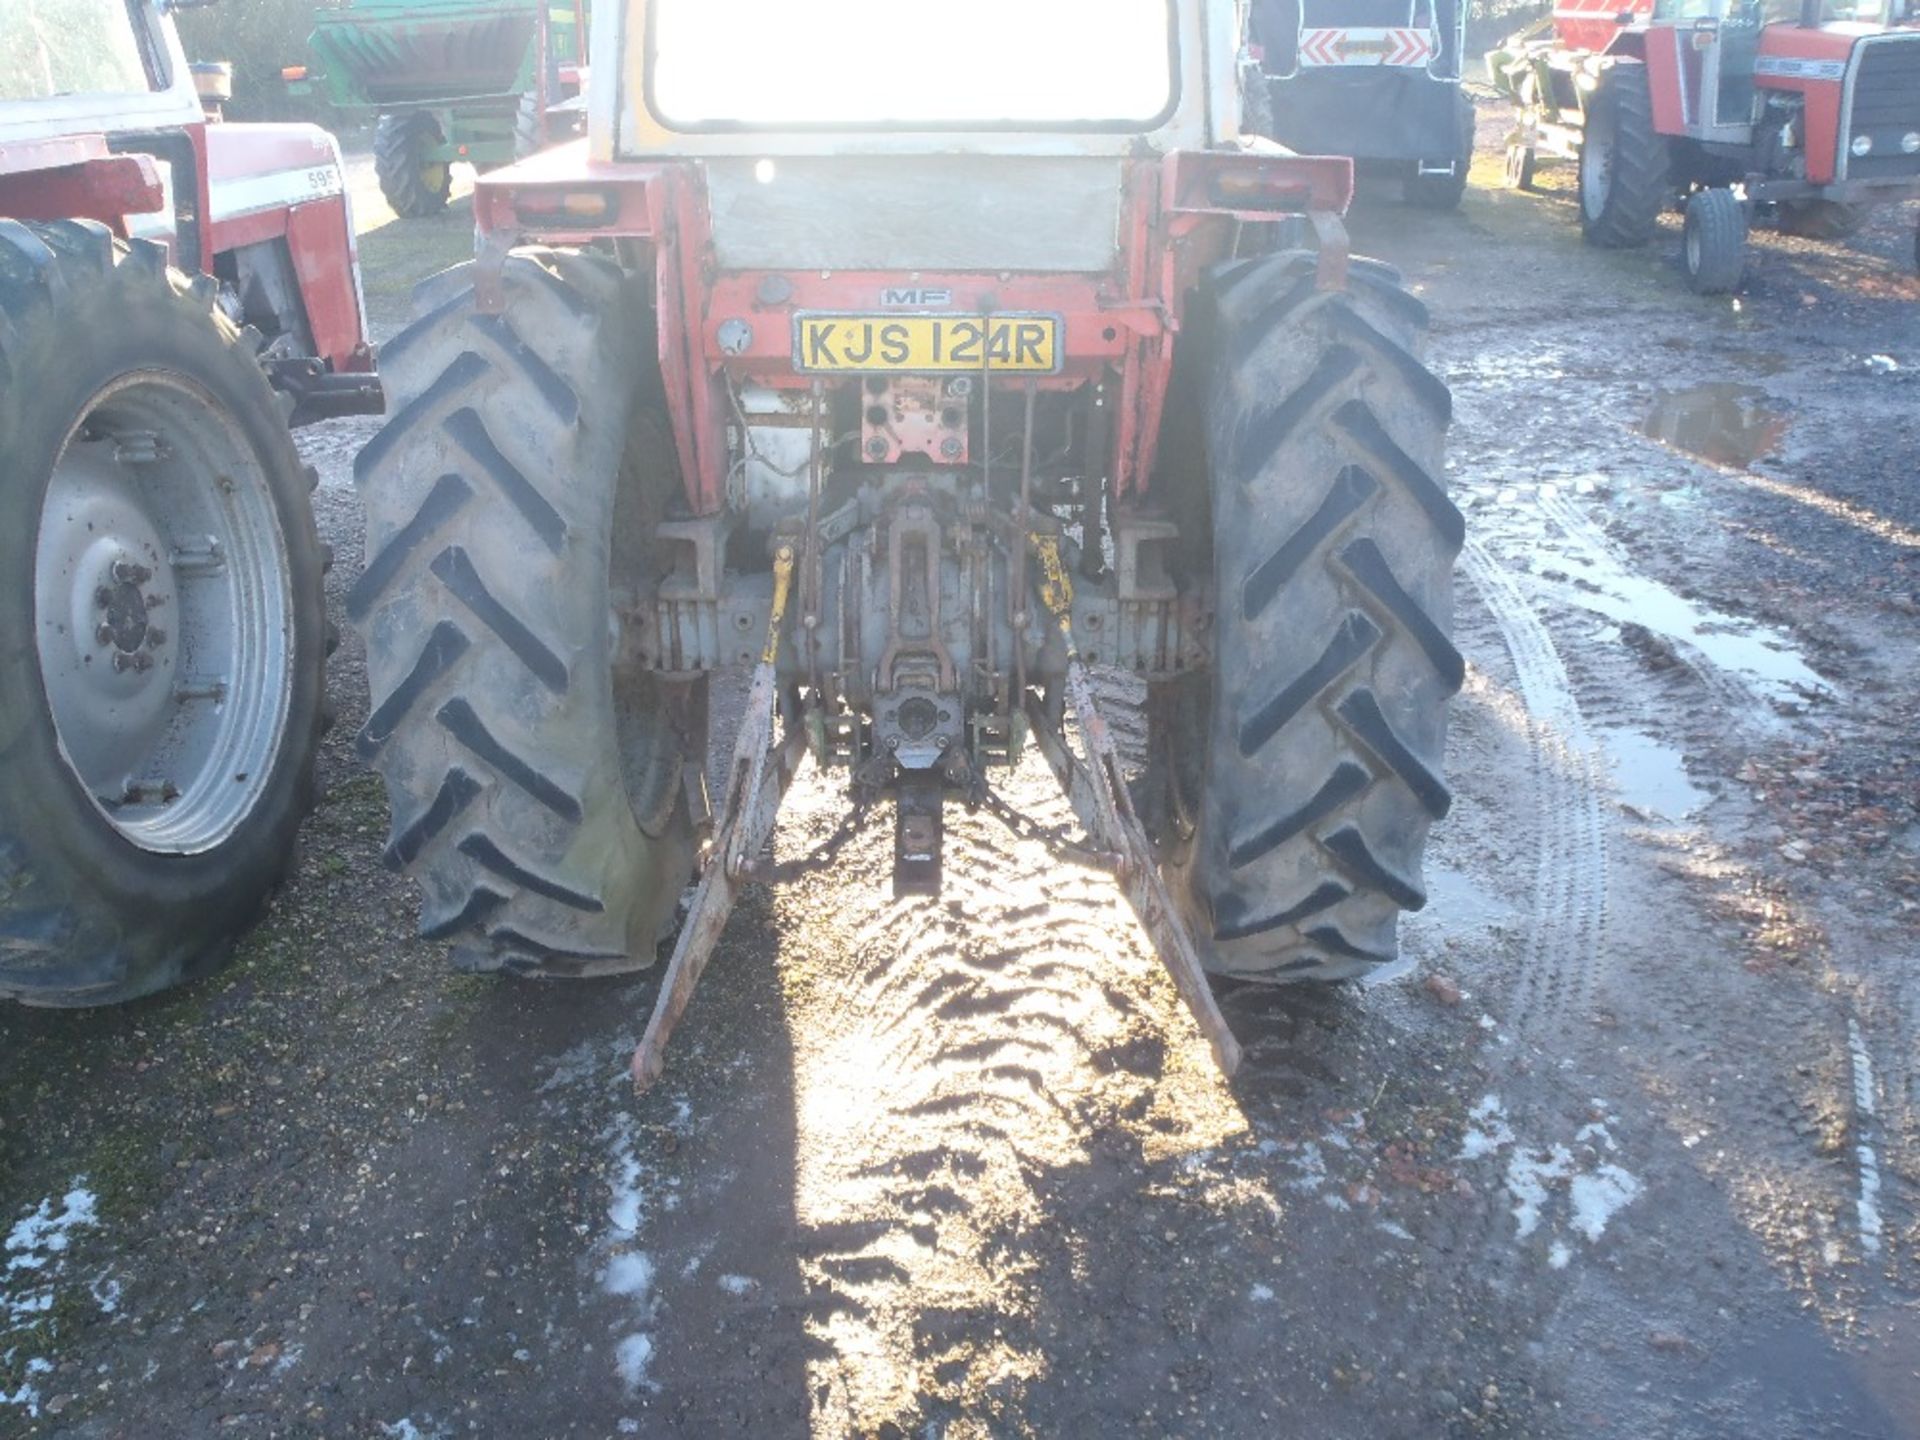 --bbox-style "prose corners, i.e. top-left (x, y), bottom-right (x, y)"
top-left (1464, 490), bottom-right (1893, 1310)
top-left (1459, 534), bottom-right (1612, 1037)
top-left (761, 756), bottom-right (1237, 1437)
